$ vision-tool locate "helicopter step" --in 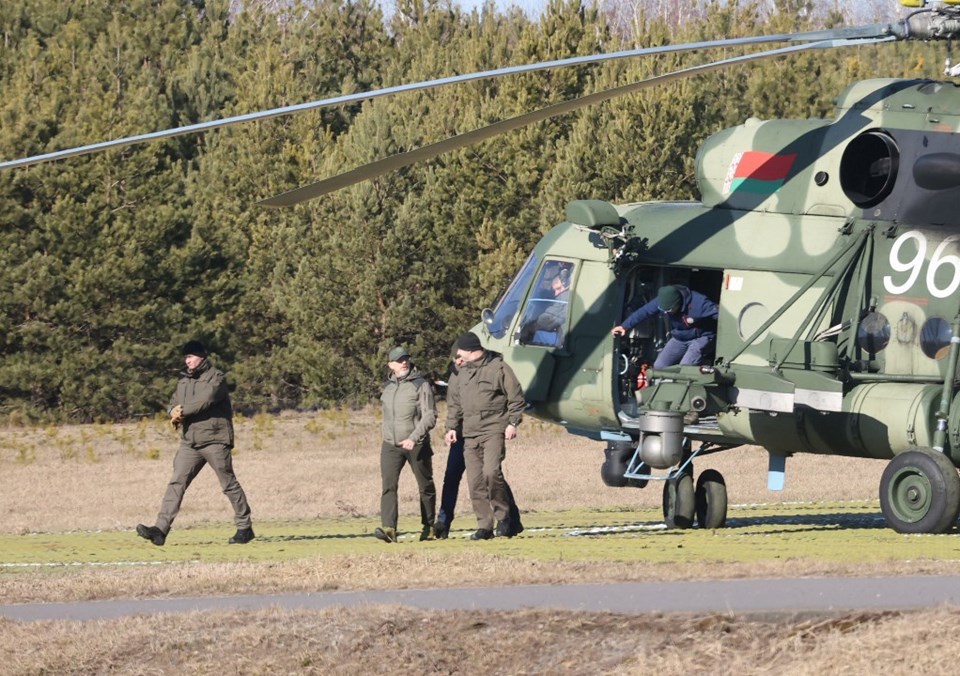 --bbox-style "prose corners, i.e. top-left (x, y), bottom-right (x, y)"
top-left (618, 409), bottom-right (722, 435)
